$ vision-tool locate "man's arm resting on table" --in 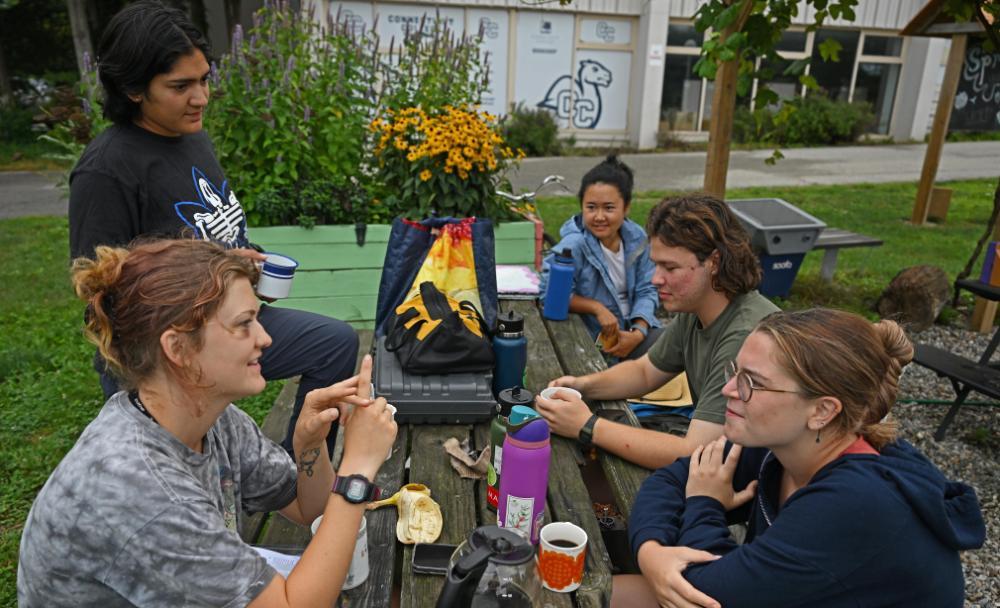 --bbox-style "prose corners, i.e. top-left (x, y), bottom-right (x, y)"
top-left (575, 355), bottom-right (674, 402)
top-left (590, 417), bottom-right (725, 470)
